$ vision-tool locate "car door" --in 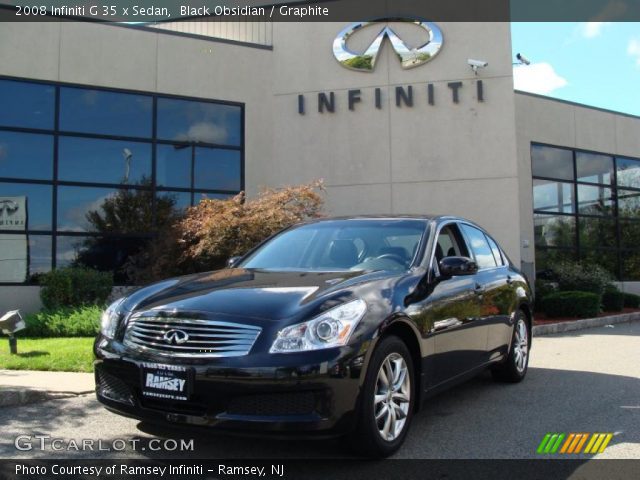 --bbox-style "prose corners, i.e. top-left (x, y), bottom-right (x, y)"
top-left (458, 223), bottom-right (507, 364)
top-left (483, 233), bottom-right (519, 360)
top-left (425, 223), bottom-right (485, 384)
